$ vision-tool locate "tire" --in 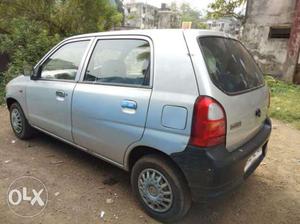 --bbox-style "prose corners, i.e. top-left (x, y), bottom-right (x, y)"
top-left (131, 154), bottom-right (191, 223)
top-left (9, 102), bottom-right (34, 139)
